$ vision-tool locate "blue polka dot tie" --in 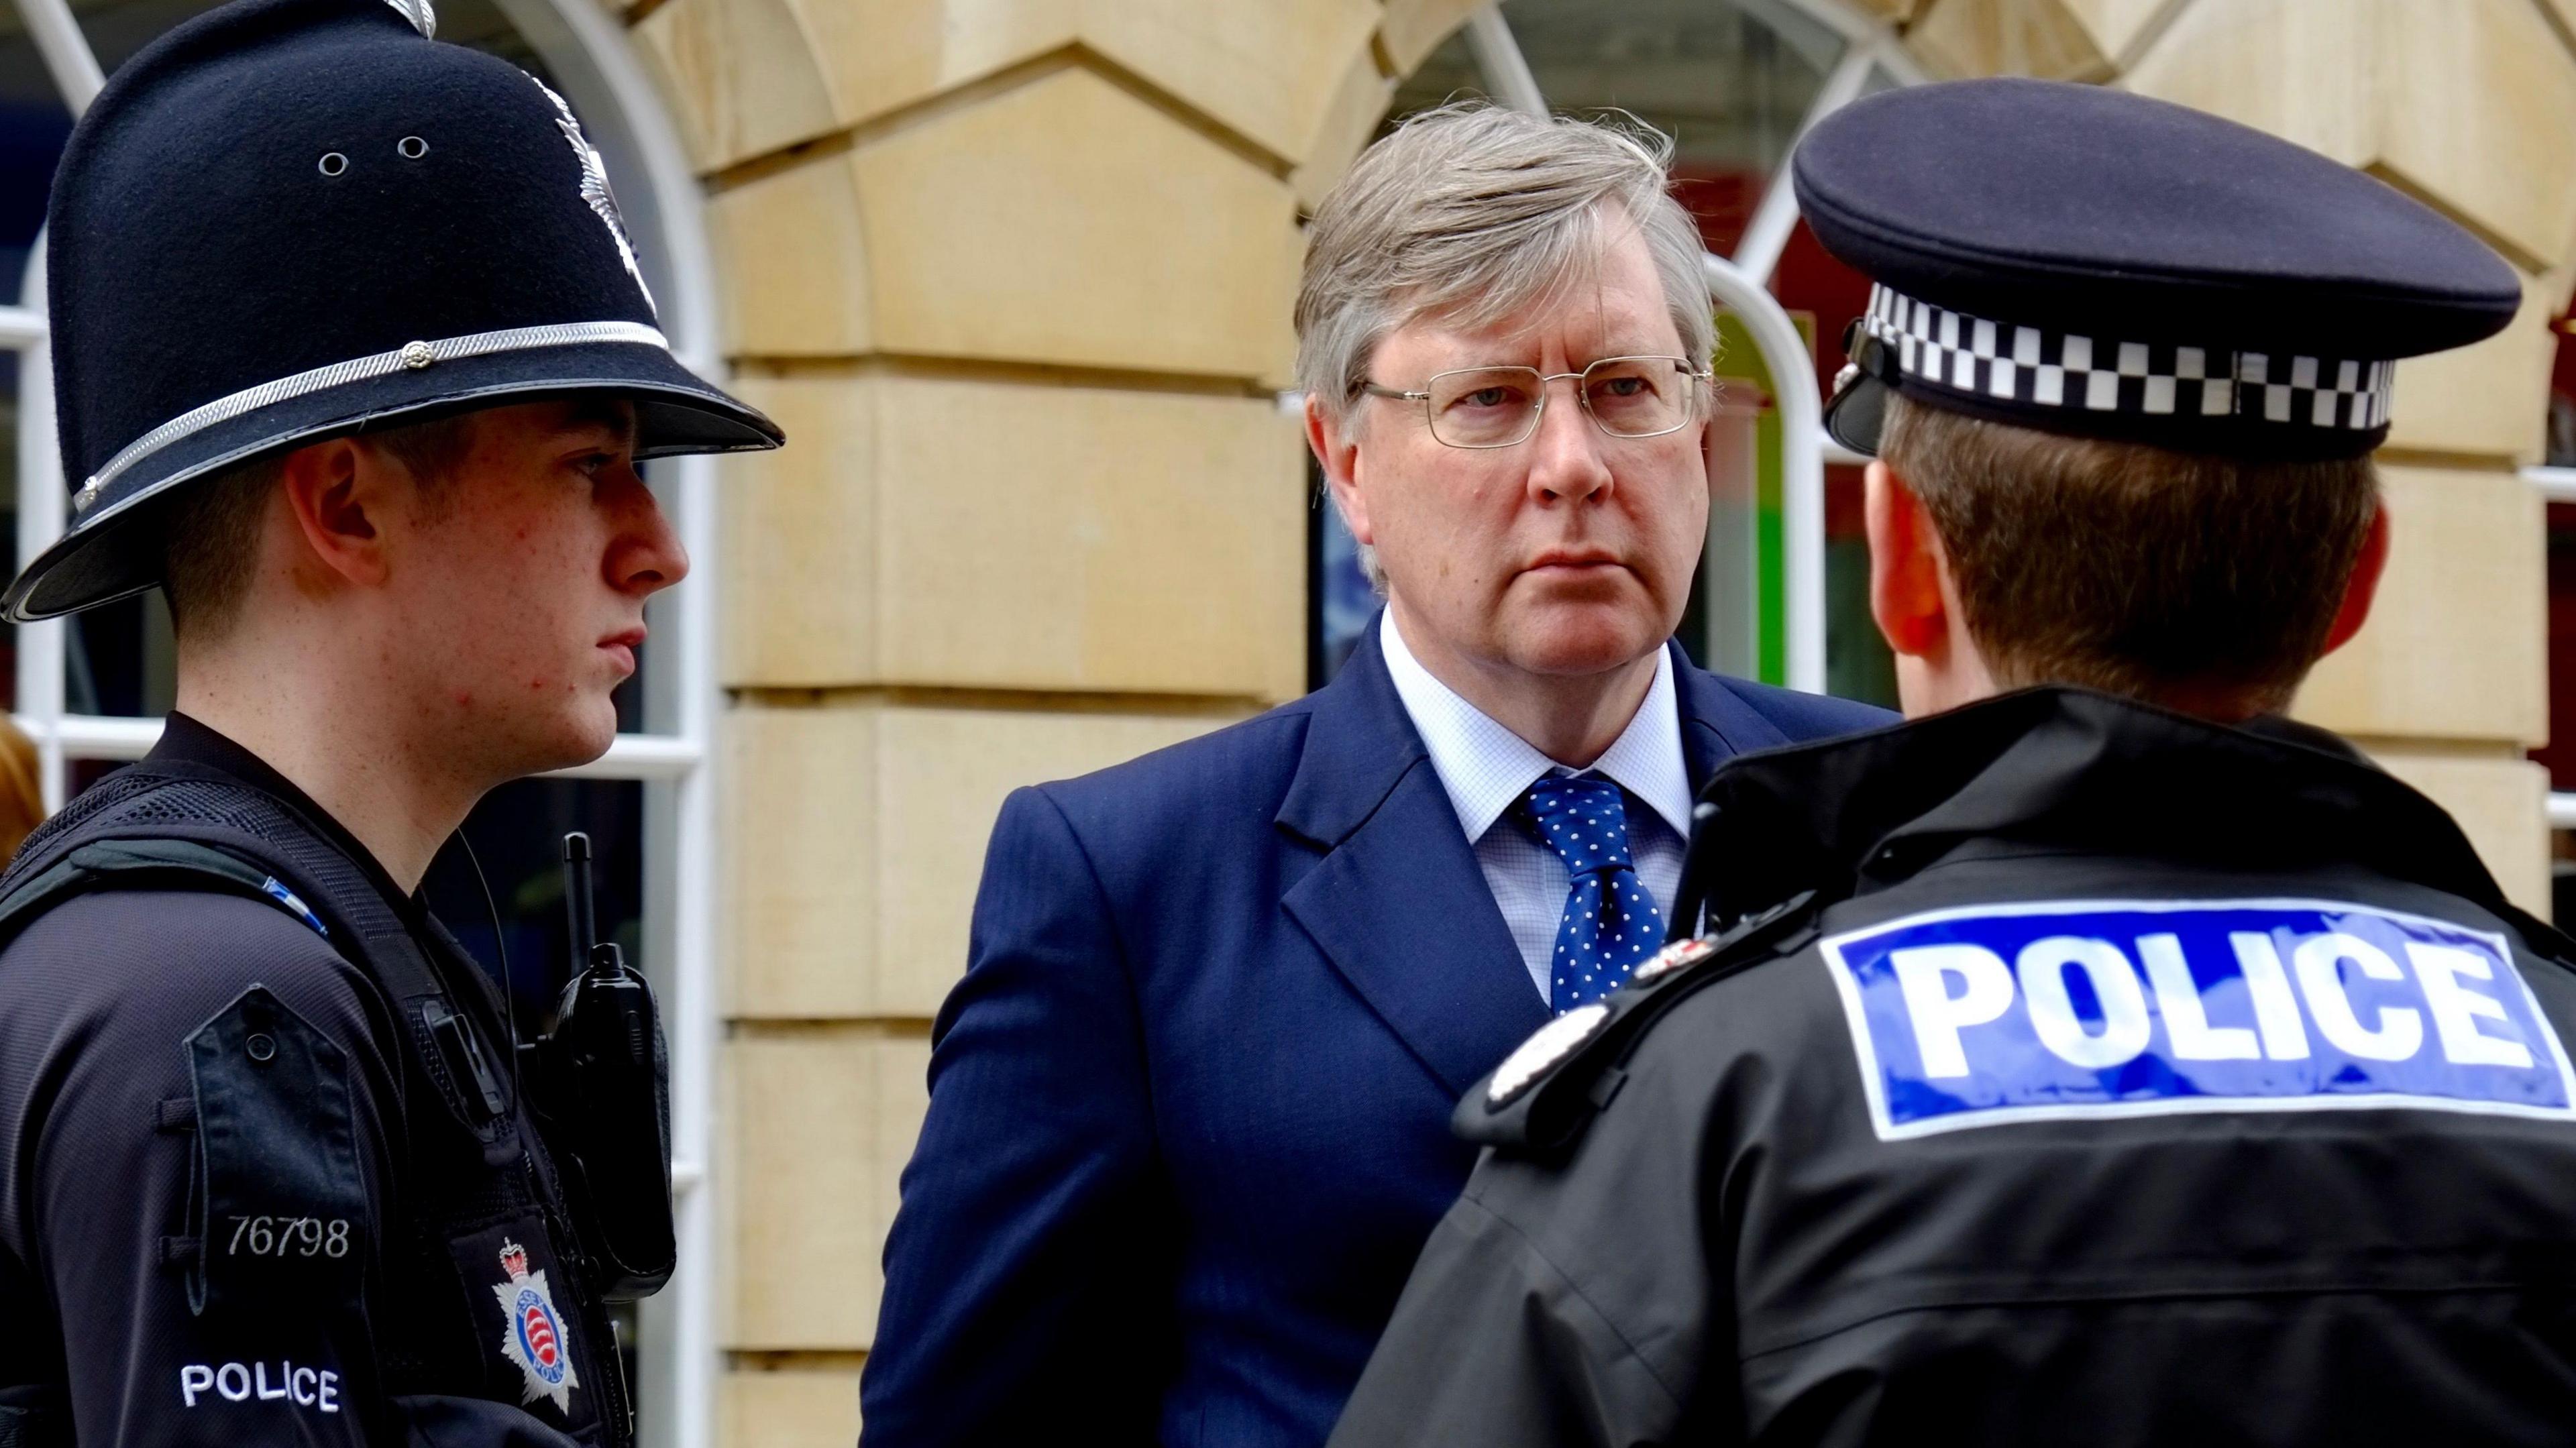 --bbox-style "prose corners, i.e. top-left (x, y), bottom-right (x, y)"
top-left (1519, 773), bottom-right (1667, 1014)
